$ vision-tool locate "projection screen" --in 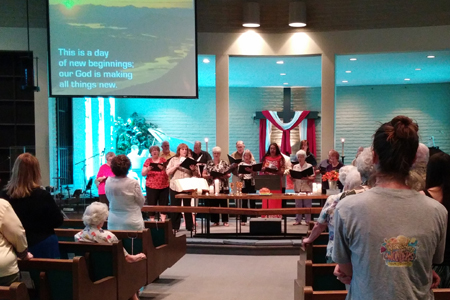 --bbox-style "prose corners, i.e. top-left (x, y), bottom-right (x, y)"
top-left (47, 0), bottom-right (197, 98)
